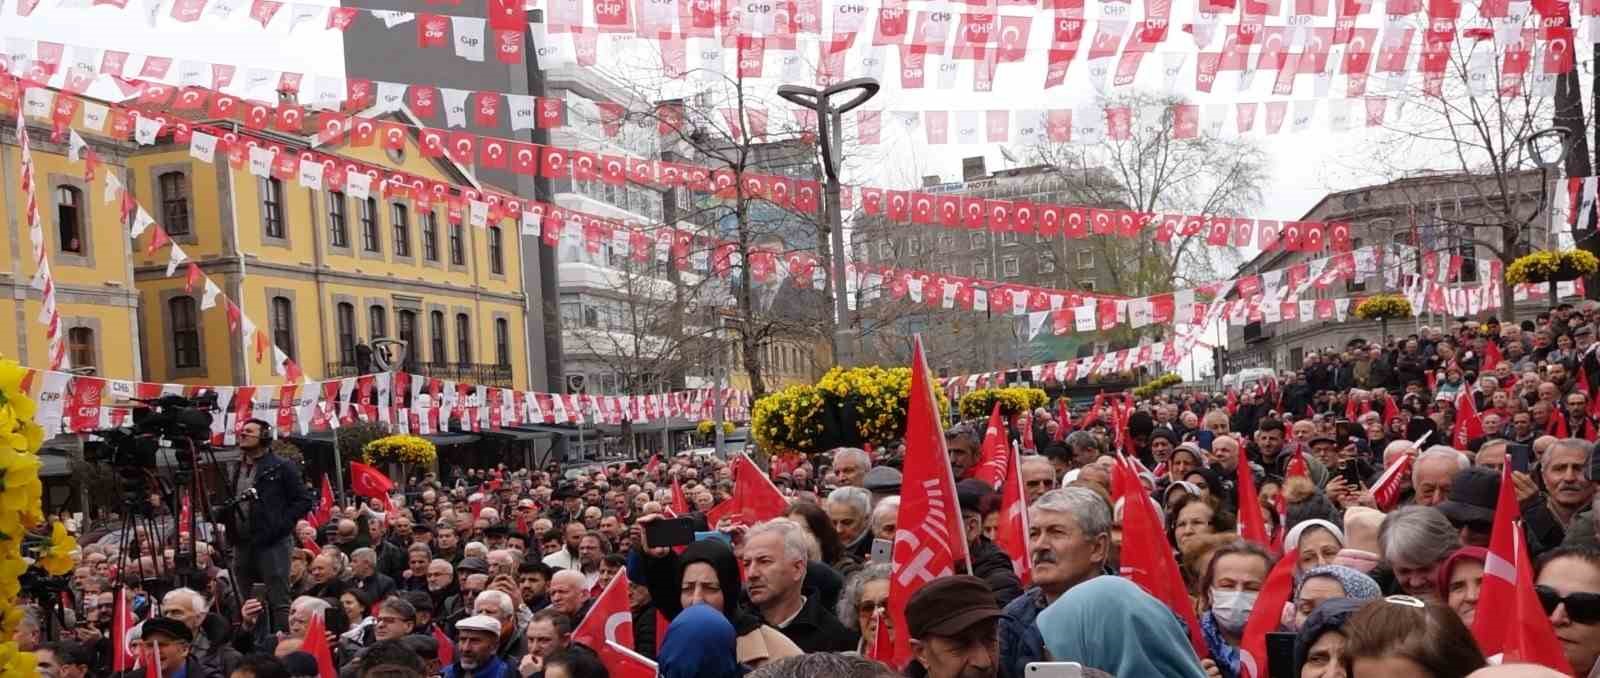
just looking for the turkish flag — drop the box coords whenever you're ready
[308,475,335,528]
[303,611,338,678]
[1235,448,1270,545]
[349,461,395,512]
[1113,457,1208,659]
[887,336,971,668]
[670,478,690,515]
[112,589,135,671]
[705,454,789,525]
[573,570,634,653]
[968,402,1010,487]
[1473,463,1572,672]
[1237,556,1299,677]
[994,445,1031,587]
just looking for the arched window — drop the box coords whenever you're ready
[169,297,200,368]
[56,186,83,253]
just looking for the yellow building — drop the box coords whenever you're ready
[0,117,142,378]
[124,109,533,389]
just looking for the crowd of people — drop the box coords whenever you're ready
[21,301,1600,678]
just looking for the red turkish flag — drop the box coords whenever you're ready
[573,571,634,651]
[303,611,338,678]
[994,445,1032,587]
[1113,457,1209,659]
[112,589,135,671]
[670,478,690,515]
[887,336,970,668]
[308,475,335,528]
[1472,463,1572,672]
[488,0,525,30]
[1237,556,1299,677]
[968,402,1010,487]
[349,461,395,512]
[705,454,790,525]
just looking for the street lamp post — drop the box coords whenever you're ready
[1525,126,1574,309]
[777,78,879,368]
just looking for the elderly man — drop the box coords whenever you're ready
[473,590,528,663]
[305,552,348,598]
[517,609,572,678]
[1019,456,1057,503]
[352,547,399,602]
[445,615,516,678]
[1543,438,1596,529]
[1378,505,1461,602]
[827,486,873,562]
[743,518,858,652]
[870,497,899,545]
[906,576,1002,678]
[161,587,240,677]
[1412,447,1470,507]
[998,488,1111,678]
[426,558,461,619]
[1063,431,1103,470]
[546,570,591,621]
[135,618,208,678]
[831,447,871,488]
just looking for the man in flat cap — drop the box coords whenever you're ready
[127,618,204,678]
[906,575,1003,678]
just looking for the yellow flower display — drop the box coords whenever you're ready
[957,387,1048,420]
[0,357,48,668]
[1132,373,1184,399]
[1505,249,1599,285]
[695,420,737,437]
[752,366,948,455]
[362,434,438,466]
[36,521,77,576]
[1352,294,1413,321]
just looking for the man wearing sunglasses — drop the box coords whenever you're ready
[1536,545,1600,676]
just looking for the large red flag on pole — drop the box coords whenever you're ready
[1237,556,1299,678]
[969,402,1010,487]
[349,461,395,512]
[993,445,1031,587]
[308,475,335,528]
[573,571,634,652]
[1113,456,1209,660]
[887,336,971,669]
[704,454,789,525]
[112,587,135,672]
[669,477,690,516]
[303,610,338,677]
[1234,443,1270,545]
[1472,463,1571,671]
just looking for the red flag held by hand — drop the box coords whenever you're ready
[970,402,1010,488]
[1370,453,1414,511]
[1114,456,1209,659]
[1054,399,1071,441]
[994,446,1031,587]
[670,478,690,516]
[112,588,135,671]
[704,454,789,525]
[1453,389,1484,449]
[303,609,338,678]
[573,571,633,652]
[349,461,395,512]
[308,475,334,528]
[1235,451,1270,545]
[1482,340,1503,373]
[1473,463,1571,671]
[1237,556,1299,678]
[433,625,453,665]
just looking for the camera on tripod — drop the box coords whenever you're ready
[86,393,220,508]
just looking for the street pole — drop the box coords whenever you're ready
[778,79,880,369]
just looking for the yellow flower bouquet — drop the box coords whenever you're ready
[0,356,57,673]
[1353,294,1413,321]
[1505,249,1599,285]
[752,366,948,455]
[362,434,438,466]
[1132,373,1184,399]
[958,387,1048,420]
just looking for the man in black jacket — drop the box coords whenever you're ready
[956,480,1023,607]
[229,418,313,633]
[742,519,859,652]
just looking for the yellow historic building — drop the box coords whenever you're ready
[2,101,532,390]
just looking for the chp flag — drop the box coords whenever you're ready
[887,335,972,669]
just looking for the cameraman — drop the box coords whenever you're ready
[230,419,312,633]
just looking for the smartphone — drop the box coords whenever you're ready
[1025,662,1083,678]
[251,583,266,603]
[1509,443,1533,473]
[1341,462,1363,486]
[1267,632,1298,678]
[643,517,696,548]
[871,538,892,564]
[1196,430,1215,452]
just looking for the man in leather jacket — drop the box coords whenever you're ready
[229,418,312,633]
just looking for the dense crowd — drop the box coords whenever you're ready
[22,301,1600,678]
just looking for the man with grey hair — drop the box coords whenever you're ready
[870,496,899,543]
[351,547,398,602]
[743,518,858,652]
[1064,430,1103,469]
[161,587,241,676]
[831,447,871,488]
[998,487,1113,678]
[1543,438,1596,529]
[827,486,873,562]
[1411,446,1470,507]
[1378,505,1460,599]
[473,589,528,663]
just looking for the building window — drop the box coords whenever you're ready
[455,313,471,365]
[397,310,417,370]
[327,192,349,248]
[430,310,447,364]
[488,226,504,274]
[495,318,510,367]
[1039,253,1056,273]
[907,238,922,256]
[1000,232,1019,245]
[369,304,387,339]
[877,241,893,260]
[1076,250,1094,269]
[971,232,987,249]
[259,178,284,239]
[391,203,411,257]
[360,197,380,252]
[1002,255,1020,278]
[67,327,95,369]
[422,211,439,262]
[56,186,83,253]
[170,296,200,369]
[336,302,356,364]
[449,223,465,265]
[1080,280,1096,292]
[271,296,295,360]
[159,172,190,236]
[974,259,989,278]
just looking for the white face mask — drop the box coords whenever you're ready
[1210,589,1258,633]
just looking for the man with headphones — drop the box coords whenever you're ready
[230,418,312,632]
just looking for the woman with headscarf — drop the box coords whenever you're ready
[1285,520,1346,574]
[1294,598,1364,678]
[1036,576,1206,678]
[659,605,745,678]
[1291,565,1382,629]
[636,536,801,667]
[1433,547,1486,628]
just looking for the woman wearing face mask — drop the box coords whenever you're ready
[1198,540,1274,678]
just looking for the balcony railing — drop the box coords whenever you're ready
[325,361,515,387]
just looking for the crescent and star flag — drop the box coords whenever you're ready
[969,402,1010,488]
[349,461,395,512]
[573,571,633,653]
[887,335,971,669]
[994,445,1031,587]
[704,454,789,525]
[112,588,135,671]
[601,640,658,678]
[1472,462,1571,671]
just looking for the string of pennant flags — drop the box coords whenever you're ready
[19,365,754,442]
[13,0,1595,96]
[12,73,1375,259]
